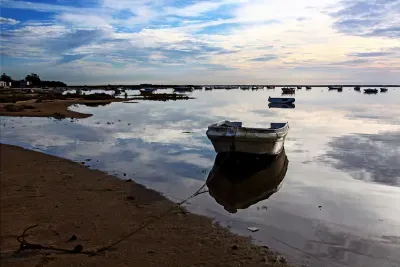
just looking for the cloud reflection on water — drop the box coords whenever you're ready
[1,89,400,267]
[322,131,400,186]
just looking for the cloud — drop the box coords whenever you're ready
[330,0,400,38]
[350,51,393,57]
[0,17,19,25]
[250,54,278,62]
[57,54,88,64]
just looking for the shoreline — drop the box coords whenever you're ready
[0,144,291,267]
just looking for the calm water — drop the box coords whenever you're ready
[1,88,400,267]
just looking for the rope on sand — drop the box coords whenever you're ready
[16,183,209,256]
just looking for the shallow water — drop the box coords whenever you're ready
[1,87,400,267]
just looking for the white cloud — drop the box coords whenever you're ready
[0,17,19,25]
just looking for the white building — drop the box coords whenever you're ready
[0,81,11,88]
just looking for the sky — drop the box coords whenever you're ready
[0,0,399,85]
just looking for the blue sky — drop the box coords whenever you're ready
[0,0,399,85]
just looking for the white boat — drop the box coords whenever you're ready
[206,121,289,155]
[268,97,295,104]
[140,88,157,95]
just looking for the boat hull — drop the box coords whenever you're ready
[268,97,295,104]
[206,124,288,155]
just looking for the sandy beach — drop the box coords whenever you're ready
[0,144,290,267]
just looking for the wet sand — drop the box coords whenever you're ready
[0,99,134,119]
[0,144,291,267]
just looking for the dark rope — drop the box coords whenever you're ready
[15,183,209,256]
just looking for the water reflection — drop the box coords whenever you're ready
[207,148,288,213]
[268,103,296,109]
[1,88,400,267]
[323,131,400,186]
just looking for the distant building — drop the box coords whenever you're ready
[19,80,30,87]
[0,81,11,88]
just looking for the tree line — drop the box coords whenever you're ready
[1,73,67,87]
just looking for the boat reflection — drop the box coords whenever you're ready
[206,148,288,213]
[268,103,295,109]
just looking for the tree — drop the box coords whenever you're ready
[25,73,41,86]
[1,73,13,83]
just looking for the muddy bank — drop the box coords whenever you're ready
[0,91,192,118]
[0,144,291,267]
[0,99,132,119]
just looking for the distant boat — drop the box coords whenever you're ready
[140,88,157,95]
[193,86,203,90]
[364,88,378,94]
[354,86,361,91]
[297,86,302,89]
[268,103,295,109]
[268,97,295,104]
[206,148,288,213]
[241,86,250,90]
[205,86,213,90]
[174,86,193,92]
[281,87,295,94]
[328,86,342,90]
[206,121,289,155]
[266,86,275,89]
[252,86,258,90]
[380,87,388,92]
[305,86,312,90]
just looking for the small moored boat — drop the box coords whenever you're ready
[380,87,388,92]
[328,86,342,90]
[205,86,213,90]
[268,97,295,104]
[140,88,157,95]
[297,86,302,89]
[266,86,275,89]
[354,86,361,91]
[364,88,378,94]
[206,121,289,155]
[174,86,193,92]
[281,87,295,94]
[305,86,312,90]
